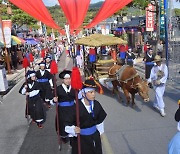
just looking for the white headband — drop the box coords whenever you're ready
[64,74,70,78]
[78,88,95,99]
[40,64,45,66]
[28,73,36,78]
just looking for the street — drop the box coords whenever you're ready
[0,53,179,154]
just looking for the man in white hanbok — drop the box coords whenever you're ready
[148,55,168,117]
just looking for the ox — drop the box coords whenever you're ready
[107,64,149,106]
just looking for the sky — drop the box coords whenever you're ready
[43,0,180,8]
[173,0,180,8]
[43,0,104,6]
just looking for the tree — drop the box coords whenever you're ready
[127,0,149,9]
[0,2,39,30]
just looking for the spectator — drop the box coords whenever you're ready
[11,45,18,71]
[157,40,164,57]
[136,42,142,58]
[144,49,155,79]
[126,48,135,66]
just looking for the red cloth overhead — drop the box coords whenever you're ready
[58,0,90,32]
[9,0,65,34]
[86,0,132,28]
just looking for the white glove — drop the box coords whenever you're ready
[50,100,55,106]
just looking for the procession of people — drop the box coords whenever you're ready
[15,34,177,154]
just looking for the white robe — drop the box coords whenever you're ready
[148,63,168,109]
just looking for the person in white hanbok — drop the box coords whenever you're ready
[148,55,168,117]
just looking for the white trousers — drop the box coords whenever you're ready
[76,55,83,68]
[154,85,166,109]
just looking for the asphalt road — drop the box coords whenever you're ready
[0,52,179,154]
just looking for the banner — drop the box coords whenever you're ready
[0,22,3,46]
[146,4,155,31]
[37,21,43,35]
[101,25,106,35]
[159,0,165,40]
[65,24,70,44]
[0,20,12,48]
[0,66,9,92]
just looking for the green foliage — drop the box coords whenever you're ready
[0,2,39,30]
[120,33,128,41]
[47,5,66,28]
[128,0,149,9]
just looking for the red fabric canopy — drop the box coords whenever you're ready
[86,0,132,28]
[9,0,65,34]
[58,0,90,32]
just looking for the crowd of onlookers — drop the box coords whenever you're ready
[0,40,65,73]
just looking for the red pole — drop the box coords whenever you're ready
[75,90,81,154]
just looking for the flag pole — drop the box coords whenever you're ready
[71,67,82,154]
[50,60,62,150]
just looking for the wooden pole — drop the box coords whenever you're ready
[75,90,81,154]
[53,74,62,150]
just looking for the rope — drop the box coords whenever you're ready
[117,73,139,84]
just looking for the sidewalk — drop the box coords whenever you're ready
[2,59,42,97]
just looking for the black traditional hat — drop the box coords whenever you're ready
[83,79,97,89]
[26,70,36,79]
[38,61,46,66]
[175,101,180,122]
[59,70,72,79]
[45,55,52,60]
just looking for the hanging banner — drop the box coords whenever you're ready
[0,20,12,48]
[146,4,155,31]
[65,24,70,44]
[37,21,43,35]
[159,0,165,40]
[3,20,12,48]
[0,22,3,46]
[105,25,110,35]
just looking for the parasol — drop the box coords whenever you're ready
[75,33,127,47]
[12,35,26,44]
[25,38,38,45]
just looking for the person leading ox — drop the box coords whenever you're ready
[148,55,168,117]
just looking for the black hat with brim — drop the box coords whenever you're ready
[39,62,46,66]
[59,70,72,79]
[83,79,97,89]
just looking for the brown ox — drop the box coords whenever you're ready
[108,64,149,106]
